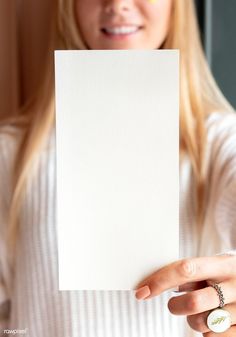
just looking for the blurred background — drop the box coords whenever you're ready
[0,0,236,120]
[195,0,236,109]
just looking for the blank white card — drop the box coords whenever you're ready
[55,50,179,290]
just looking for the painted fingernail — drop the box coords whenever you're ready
[135,285,151,300]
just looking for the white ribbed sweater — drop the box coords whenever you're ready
[0,112,236,337]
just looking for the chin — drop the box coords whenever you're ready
[95,40,148,50]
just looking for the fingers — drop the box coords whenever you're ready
[178,280,208,292]
[186,304,236,334]
[135,255,236,300]
[168,280,236,316]
[203,325,236,337]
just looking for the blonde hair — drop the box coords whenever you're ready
[2,0,233,264]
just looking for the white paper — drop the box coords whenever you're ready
[55,50,179,291]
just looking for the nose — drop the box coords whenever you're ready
[103,0,133,15]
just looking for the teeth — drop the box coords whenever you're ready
[104,26,139,35]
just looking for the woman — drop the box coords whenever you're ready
[0,0,236,336]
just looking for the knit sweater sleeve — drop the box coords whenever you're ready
[216,178,236,255]
[0,126,20,330]
[215,175,236,253]
[206,112,236,254]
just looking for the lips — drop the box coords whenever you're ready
[101,24,143,37]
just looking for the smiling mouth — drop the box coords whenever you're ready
[101,25,143,38]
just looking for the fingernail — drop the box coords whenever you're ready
[135,285,151,300]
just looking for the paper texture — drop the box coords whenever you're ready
[55,50,179,290]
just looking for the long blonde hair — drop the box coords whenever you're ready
[2,0,233,263]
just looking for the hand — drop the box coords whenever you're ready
[134,255,236,335]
